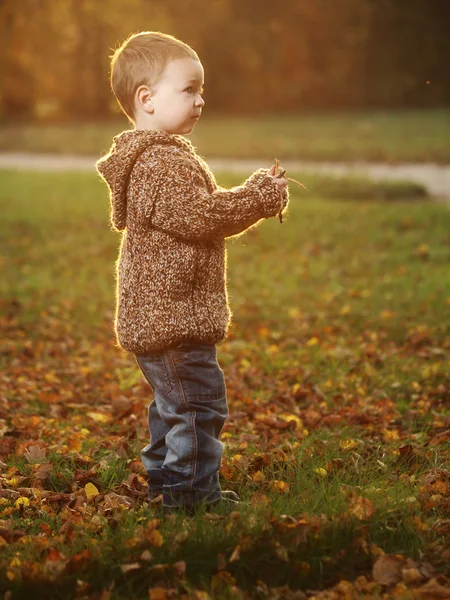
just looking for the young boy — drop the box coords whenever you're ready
[96,31,289,517]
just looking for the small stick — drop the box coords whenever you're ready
[273,158,307,223]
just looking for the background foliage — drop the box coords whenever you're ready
[1,0,449,121]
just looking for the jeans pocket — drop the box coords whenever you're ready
[135,354,173,398]
[169,345,226,400]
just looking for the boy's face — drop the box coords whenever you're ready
[135,57,205,134]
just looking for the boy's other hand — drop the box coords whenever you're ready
[268,164,288,192]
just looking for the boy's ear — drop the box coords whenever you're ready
[135,85,154,113]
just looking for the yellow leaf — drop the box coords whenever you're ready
[5,478,19,488]
[380,310,394,319]
[239,358,251,370]
[14,497,30,508]
[87,412,112,423]
[382,429,399,441]
[416,243,430,256]
[44,372,61,384]
[340,305,351,315]
[6,557,21,581]
[270,480,290,493]
[314,467,328,478]
[251,470,265,482]
[307,337,319,346]
[335,580,355,599]
[84,482,99,500]
[279,413,303,429]
[146,530,164,547]
[340,439,359,451]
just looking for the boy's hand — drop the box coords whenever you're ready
[268,164,288,192]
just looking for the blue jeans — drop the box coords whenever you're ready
[135,342,229,509]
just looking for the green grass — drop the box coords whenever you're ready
[0,168,449,599]
[1,108,450,163]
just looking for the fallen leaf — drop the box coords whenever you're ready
[84,482,99,500]
[372,554,403,586]
[23,444,47,464]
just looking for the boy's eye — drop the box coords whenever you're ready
[186,87,204,94]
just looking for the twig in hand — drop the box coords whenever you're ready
[274,158,307,223]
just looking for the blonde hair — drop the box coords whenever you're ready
[109,31,199,123]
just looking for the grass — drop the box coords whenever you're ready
[0,168,449,599]
[1,107,450,163]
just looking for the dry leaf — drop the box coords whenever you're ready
[350,495,375,520]
[120,562,141,574]
[372,554,403,586]
[417,578,450,599]
[23,445,47,464]
[229,544,241,562]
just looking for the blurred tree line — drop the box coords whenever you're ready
[1,0,448,122]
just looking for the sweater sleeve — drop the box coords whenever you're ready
[136,154,289,242]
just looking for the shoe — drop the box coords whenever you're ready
[162,490,244,517]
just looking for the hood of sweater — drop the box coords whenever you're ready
[96,128,197,231]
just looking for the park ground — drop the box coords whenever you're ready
[0,110,449,599]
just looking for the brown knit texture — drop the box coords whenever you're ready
[96,129,289,354]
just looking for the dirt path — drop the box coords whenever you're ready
[1,152,449,200]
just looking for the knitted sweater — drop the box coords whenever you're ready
[96,129,289,354]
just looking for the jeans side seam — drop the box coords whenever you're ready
[166,349,198,493]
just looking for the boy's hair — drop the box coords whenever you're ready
[109,31,199,123]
